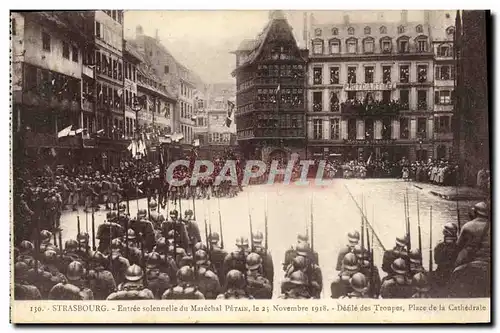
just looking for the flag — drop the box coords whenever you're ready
[225,116,232,128]
[68,130,76,136]
[226,100,236,128]
[96,129,104,135]
[191,115,197,121]
[50,148,57,157]
[75,128,84,134]
[367,153,373,165]
[117,89,123,97]
[193,139,200,147]
[276,84,281,94]
[57,125,73,138]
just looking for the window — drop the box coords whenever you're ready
[363,38,374,53]
[400,118,409,139]
[382,66,391,83]
[348,27,355,35]
[347,67,357,84]
[332,28,338,35]
[72,45,78,62]
[364,66,374,83]
[382,90,391,102]
[434,90,452,104]
[437,116,451,132]
[400,90,409,108]
[365,119,374,139]
[347,91,356,100]
[330,67,339,84]
[330,118,340,139]
[381,38,392,53]
[164,65,169,74]
[313,92,322,112]
[416,25,424,33]
[62,42,70,59]
[399,65,409,83]
[347,39,357,54]
[347,119,356,140]
[438,45,451,57]
[12,18,16,36]
[416,38,428,52]
[330,92,339,112]
[417,117,427,137]
[312,40,324,55]
[42,32,50,51]
[95,21,101,38]
[436,65,454,80]
[417,90,427,110]
[417,65,428,83]
[313,67,322,85]
[380,26,387,34]
[313,119,323,139]
[329,39,340,54]
[315,28,322,37]
[398,25,405,34]
[382,118,392,139]
[398,38,409,53]
[364,26,371,35]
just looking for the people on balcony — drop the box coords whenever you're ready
[340,98,404,114]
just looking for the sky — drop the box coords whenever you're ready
[123,10,432,84]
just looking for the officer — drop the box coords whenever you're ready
[194,250,221,300]
[222,236,250,278]
[108,238,131,285]
[48,261,94,300]
[382,235,410,274]
[184,209,202,251]
[278,271,312,299]
[340,272,369,299]
[251,231,274,285]
[162,266,205,300]
[107,265,154,300]
[455,202,490,267]
[145,252,172,299]
[411,272,432,298]
[216,270,252,300]
[433,222,459,288]
[88,251,116,300]
[335,231,360,271]
[208,232,228,286]
[245,252,272,299]
[380,258,412,299]
[14,262,42,300]
[331,252,360,299]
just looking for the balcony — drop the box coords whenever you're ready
[254,128,305,138]
[23,131,81,148]
[22,90,80,112]
[341,100,403,115]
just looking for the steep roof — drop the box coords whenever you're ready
[235,39,258,52]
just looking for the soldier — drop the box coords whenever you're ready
[184,209,202,251]
[162,266,205,300]
[411,272,432,298]
[48,261,94,300]
[16,240,38,268]
[355,247,381,298]
[96,217,124,254]
[283,233,320,272]
[408,248,426,276]
[153,237,178,282]
[278,271,312,299]
[433,222,459,288]
[382,235,410,275]
[125,229,143,266]
[110,177,121,210]
[194,250,221,299]
[39,230,56,253]
[285,242,322,298]
[245,253,272,299]
[161,210,190,252]
[251,231,274,285]
[340,272,369,299]
[455,202,490,267]
[67,178,79,211]
[148,200,165,229]
[331,252,360,299]
[88,251,116,300]
[335,231,360,271]
[145,252,171,299]
[216,270,252,300]
[380,258,412,299]
[222,236,250,278]
[75,232,91,261]
[208,232,228,286]
[107,265,154,300]
[14,262,42,300]
[108,238,131,285]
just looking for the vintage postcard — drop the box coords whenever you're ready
[10,9,490,323]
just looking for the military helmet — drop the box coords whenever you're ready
[77,232,89,244]
[288,270,308,285]
[65,239,78,251]
[391,258,408,275]
[177,266,195,283]
[15,261,30,278]
[194,242,207,252]
[19,240,34,254]
[119,203,127,212]
[106,212,117,220]
[209,232,220,244]
[252,231,264,244]
[146,252,161,269]
[169,210,179,218]
[179,255,193,268]
[342,252,359,271]
[246,252,262,270]
[110,238,123,250]
[44,249,58,263]
[292,254,307,271]
[443,222,458,238]
[40,230,52,242]
[347,230,360,244]
[194,250,208,265]
[295,242,310,257]
[127,229,136,240]
[350,272,368,293]
[67,261,85,281]
[468,206,477,220]
[149,200,158,209]
[225,269,245,289]
[474,202,488,217]
[184,209,193,216]
[91,251,107,268]
[353,245,369,259]
[137,209,147,218]
[155,237,167,252]
[235,236,249,248]
[395,235,409,248]
[297,233,309,243]
[409,248,422,264]
[411,272,430,291]
[125,264,144,282]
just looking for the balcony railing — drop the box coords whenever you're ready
[341,100,403,115]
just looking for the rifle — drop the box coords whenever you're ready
[417,192,422,254]
[192,192,196,219]
[140,232,148,287]
[360,195,365,254]
[147,195,151,220]
[264,194,268,252]
[77,216,81,252]
[248,204,254,252]
[429,206,433,272]
[366,207,372,297]
[217,197,224,249]
[406,188,411,250]
[126,191,130,216]
[310,193,314,256]
[91,206,96,251]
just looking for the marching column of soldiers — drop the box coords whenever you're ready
[14,182,490,300]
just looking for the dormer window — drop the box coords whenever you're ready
[332,28,338,35]
[363,37,374,53]
[380,26,387,34]
[380,37,392,53]
[398,36,410,53]
[364,26,371,35]
[398,25,405,34]
[329,38,341,54]
[348,27,355,35]
[315,28,322,37]
[346,38,357,54]
[312,39,324,55]
[415,36,428,52]
[416,25,424,33]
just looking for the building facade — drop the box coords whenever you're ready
[306,10,456,162]
[232,10,308,162]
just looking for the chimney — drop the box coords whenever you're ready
[343,14,350,25]
[401,10,408,23]
[302,11,308,47]
[136,25,143,38]
[155,29,159,41]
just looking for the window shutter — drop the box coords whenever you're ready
[435,66,440,80]
[434,91,440,104]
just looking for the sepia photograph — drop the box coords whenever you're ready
[9,8,491,323]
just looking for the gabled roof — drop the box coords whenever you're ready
[124,41,144,63]
[235,39,258,52]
